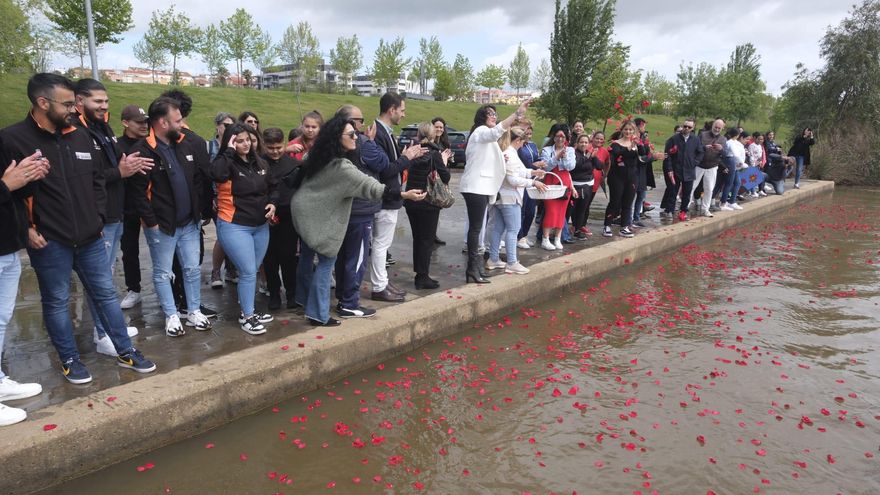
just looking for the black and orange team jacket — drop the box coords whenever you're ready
[127,129,207,235]
[0,113,107,248]
[210,148,278,227]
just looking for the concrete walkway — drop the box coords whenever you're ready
[1,175,834,494]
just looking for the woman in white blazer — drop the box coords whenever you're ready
[459,100,530,283]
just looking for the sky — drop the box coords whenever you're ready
[55,0,854,95]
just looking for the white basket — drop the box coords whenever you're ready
[526,171,568,200]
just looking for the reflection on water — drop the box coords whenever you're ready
[40,189,880,495]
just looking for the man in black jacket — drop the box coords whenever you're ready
[72,79,153,356]
[0,73,157,384]
[368,93,424,303]
[117,104,150,311]
[0,152,47,425]
[664,118,705,221]
[128,97,212,338]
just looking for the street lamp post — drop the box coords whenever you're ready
[84,0,99,79]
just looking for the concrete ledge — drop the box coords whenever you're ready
[2,181,834,494]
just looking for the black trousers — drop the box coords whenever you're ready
[571,184,594,231]
[462,192,489,261]
[120,213,141,293]
[604,167,637,228]
[406,205,440,277]
[264,215,298,298]
[660,171,679,213]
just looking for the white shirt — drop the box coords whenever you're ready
[459,124,507,198]
[498,145,536,205]
[727,140,747,169]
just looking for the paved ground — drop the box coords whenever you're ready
[2,171,762,413]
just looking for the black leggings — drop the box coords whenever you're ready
[406,205,440,277]
[264,215,298,297]
[604,167,637,228]
[571,184,594,231]
[462,192,489,256]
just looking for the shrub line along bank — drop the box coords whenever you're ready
[3,181,834,495]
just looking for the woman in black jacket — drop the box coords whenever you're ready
[788,127,815,189]
[211,123,277,335]
[570,134,598,239]
[404,122,452,289]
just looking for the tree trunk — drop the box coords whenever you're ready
[172,55,178,86]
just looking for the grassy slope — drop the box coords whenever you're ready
[0,74,770,143]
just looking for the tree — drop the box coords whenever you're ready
[371,37,411,93]
[675,61,720,120]
[27,25,58,73]
[508,43,531,94]
[329,35,362,92]
[251,28,276,87]
[44,0,132,68]
[432,63,455,101]
[147,5,200,85]
[133,34,168,84]
[641,70,676,115]
[199,24,228,85]
[417,36,444,94]
[532,58,551,94]
[541,0,616,123]
[1,0,34,73]
[716,43,765,125]
[451,53,474,101]
[582,42,642,130]
[475,64,506,102]
[215,66,230,87]
[221,8,256,87]
[242,69,253,87]
[277,21,321,92]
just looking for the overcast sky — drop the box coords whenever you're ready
[65,0,853,95]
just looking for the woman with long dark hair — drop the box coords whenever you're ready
[539,123,576,250]
[602,120,645,238]
[211,123,276,335]
[788,127,815,189]
[459,100,530,284]
[238,111,260,132]
[571,134,598,239]
[431,117,451,150]
[291,117,426,326]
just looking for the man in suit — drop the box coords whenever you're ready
[369,93,424,301]
[664,118,705,221]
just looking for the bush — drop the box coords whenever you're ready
[809,120,880,186]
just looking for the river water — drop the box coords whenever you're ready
[40,189,880,495]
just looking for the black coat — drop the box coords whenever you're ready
[665,132,705,182]
[404,142,450,210]
[788,135,815,165]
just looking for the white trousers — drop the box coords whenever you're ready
[370,209,398,291]
[691,167,717,213]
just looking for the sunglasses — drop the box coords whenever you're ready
[344,131,357,139]
[683,125,693,129]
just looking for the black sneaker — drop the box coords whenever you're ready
[238,312,274,324]
[620,227,635,238]
[117,348,157,374]
[574,232,588,241]
[602,226,613,237]
[337,305,377,318]
[632,221,647,228]
[287,299,302,310]
[61,358,92,384]
[307,317,342,327]
[240,315,267,335]
[385,253,396,267]
[268,292,281,311]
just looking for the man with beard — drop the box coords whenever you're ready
[128,97,212,338]
[72,79,152,356]
[692,119,726,217]
[117,105,150,311]
[0,73,157,384]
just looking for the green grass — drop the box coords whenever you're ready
[0,73,770,143]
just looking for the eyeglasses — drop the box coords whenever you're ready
[486,111,497,118]
[343,131,357,139]
[245,119,259,125]
[683,125,693,129]
[351,117,364,124]
[43,97,76,109]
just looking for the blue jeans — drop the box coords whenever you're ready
[489,204,521,265]
[632,188,647,222]
[296,241,336,323]
[28,238,133,362]
[143,222,202,318]
[87,221,123,338]
[0,253,21,379]
[217,220,269,317]
[762,173,785,194]
[335,219,372,309]
[794,156,805,184]
[721,169,739,204]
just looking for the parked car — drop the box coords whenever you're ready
[397,125,419,149]
[447,131,468,168]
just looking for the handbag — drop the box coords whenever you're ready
[425,158,455,208]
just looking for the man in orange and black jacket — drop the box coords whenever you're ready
[0,73,157,384]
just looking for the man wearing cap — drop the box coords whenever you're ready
[72,79,153,357]
[118,104,150,311]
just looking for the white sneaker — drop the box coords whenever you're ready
[517,238,531,250]
[0,377,42,401]
[93,327,138,356]
[119,290,141,309]
[731,203,743,210]
[794,183,800,189]
[165,314,185,337]
[0,403,27,426]
[554,237,563,250]
[526,238,535,247]
[720,204,733,211]
[485,259,506,270]
[764,185,774,193]
[702,209,714,218]
[758,190,767,197]
[541,238,556,251]
[186,310,213,331]
[505,262,530,275]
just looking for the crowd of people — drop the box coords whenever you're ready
[0,73,813,426]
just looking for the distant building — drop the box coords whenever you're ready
[257,61,339,90]
[351,74,418,97]
[473,89,534,105]
[69,67,214,87]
